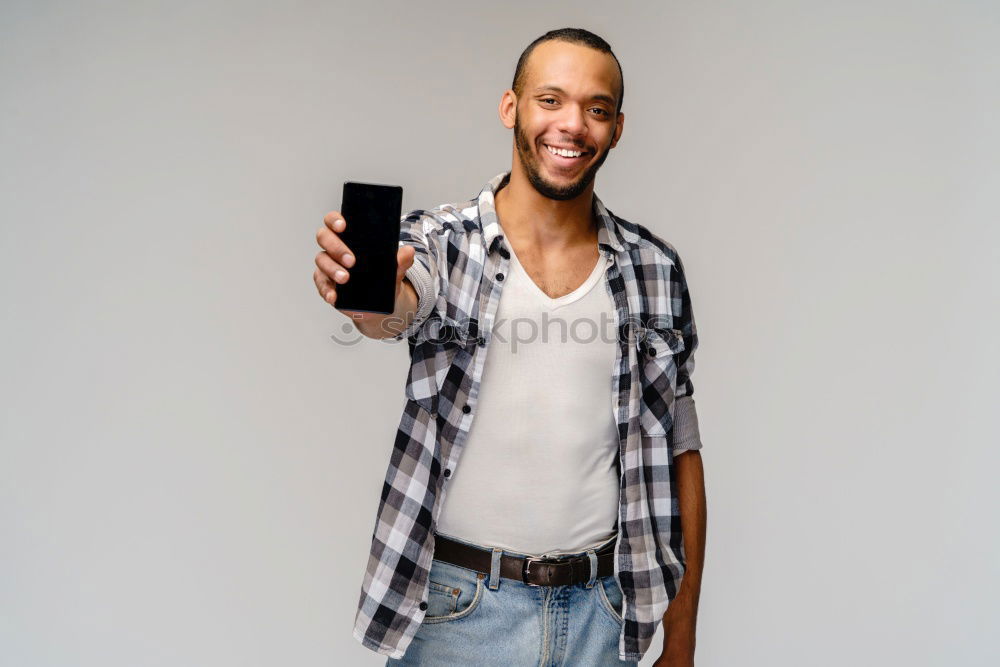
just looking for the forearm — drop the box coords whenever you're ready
[665,450,706,628]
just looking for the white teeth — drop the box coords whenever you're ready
[545,144,584,158]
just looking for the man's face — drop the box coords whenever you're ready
[507,40,624,201]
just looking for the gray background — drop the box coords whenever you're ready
[2,1,998,665]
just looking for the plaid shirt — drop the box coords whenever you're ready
[352,171,703,662]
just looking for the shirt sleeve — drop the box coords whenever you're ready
[671,249,703,452]
[672,400,702,454]
[387,211,439,342]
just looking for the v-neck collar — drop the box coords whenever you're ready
[502,225,609,306]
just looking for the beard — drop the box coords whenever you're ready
[513,114,613,201]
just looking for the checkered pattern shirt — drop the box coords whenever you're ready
[352,171,703,662]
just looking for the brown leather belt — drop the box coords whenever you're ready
[432,533,617,587]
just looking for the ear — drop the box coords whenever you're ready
[609,111,624,149]
[499,90,517,130]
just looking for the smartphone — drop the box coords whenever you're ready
[335,180,403,314]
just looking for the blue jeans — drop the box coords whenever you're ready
[386,533,636,666]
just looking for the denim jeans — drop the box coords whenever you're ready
[386,533,636,666]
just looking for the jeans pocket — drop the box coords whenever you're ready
[423,559,485,624]
[596,574,624,625]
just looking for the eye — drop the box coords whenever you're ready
[541,98,557,105]
[591,108,609,117]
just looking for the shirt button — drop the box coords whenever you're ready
[419,601,428,611]
[462,405,472,414]
[495,272,505,281]
[648,347,657,357]
[444,468,452,478]
[477,336,486,347]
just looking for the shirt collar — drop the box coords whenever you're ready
[477,171,626,256]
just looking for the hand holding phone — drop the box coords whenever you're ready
[329,181,402,314]
[314,181,418,330]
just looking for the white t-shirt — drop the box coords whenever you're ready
[435,236,624,557]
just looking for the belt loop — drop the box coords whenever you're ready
[488,547,503,590]
[585,549,598,589]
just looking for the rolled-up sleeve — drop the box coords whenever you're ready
[670,250,703,454]
[388,211,439,342]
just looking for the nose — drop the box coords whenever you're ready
[555,103,587,137]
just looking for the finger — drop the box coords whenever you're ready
[316,227,355,268]
[323,211,345,231]
[322,212,349,245]
[315,251,351,284]
[313,269,338,305]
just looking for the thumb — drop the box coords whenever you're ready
[396,244,416,285]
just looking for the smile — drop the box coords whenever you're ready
[543,143,590,167]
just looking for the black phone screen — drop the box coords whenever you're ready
[335,181,403,315]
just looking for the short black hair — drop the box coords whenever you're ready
[511,28,624,116]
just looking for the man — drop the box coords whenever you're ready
[314,28,706,666]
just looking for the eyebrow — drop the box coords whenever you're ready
[532,85,616,106]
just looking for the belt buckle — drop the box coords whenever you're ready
[521,555,569,587]
[521,556,550,587]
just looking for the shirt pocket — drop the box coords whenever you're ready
[635,327,686,437]
[404,314,475,414]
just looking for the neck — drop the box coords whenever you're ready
[494,159,598,253]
